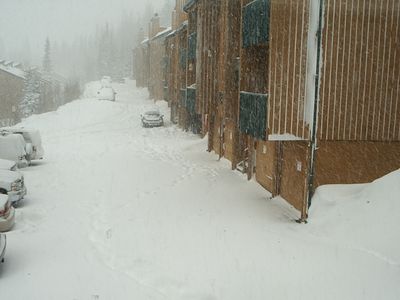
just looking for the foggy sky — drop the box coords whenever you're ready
[0,0,166,64]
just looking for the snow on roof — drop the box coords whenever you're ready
[0,62,25,79]
[165,29,177,39]
[152,27,172,40]
[176,21,188,33]
[140,38,149,45]
[268,134,304,141]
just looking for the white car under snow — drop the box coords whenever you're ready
[0,169,27,206]
[0,159,17,171]
[1,127,44,161]
[0,134,29,168]
[0,194,15,232]
[97,87,116,101]
[141,108,164,127]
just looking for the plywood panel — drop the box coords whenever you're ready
[280,141,309,212]
[315,141,400,186]
[268,0,310,140]
[255,141,277,194]
[318,0,400,142]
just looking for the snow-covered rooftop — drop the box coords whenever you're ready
[140,38,149,45]
[165,29,177,39]
[0,60,25,79]
[176,20,188,33]
[152,27,172,41]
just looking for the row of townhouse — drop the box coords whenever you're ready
[134,0,400,221]
[0,60,69,126]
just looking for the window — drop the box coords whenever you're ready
[239,91,268,140]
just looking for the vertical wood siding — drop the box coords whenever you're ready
[319,0,400,141]
[268,0,310,140]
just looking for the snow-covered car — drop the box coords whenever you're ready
[0,134,29,168]
[0,169,27,206]
[0,233,5,263]
[101,76,112,88]
[97,87,116,101]
[0,159,17,171]
[141,109,164,127]
[0,194,15,232]
[1,127,44,160]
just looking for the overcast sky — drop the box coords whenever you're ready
[0,0,166,63]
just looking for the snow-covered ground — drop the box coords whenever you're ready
[0,80,399,299]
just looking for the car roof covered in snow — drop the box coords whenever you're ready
[1,127,42,145]
[0,159,16,170]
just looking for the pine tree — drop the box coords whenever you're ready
[42,37,52,74]
[20,68,41,118]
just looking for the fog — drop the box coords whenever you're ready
[0,0,173,78]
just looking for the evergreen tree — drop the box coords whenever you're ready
[64,79,81,103]
[20,68,41,118]
[42,37,52,74]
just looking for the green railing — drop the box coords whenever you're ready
[186,87,196,115]
[188,33,197,61]
[180,88,187,107]
[163,86,169,101]
[242,0,269,48]
[179,48,187,69]
[239,91,268,140]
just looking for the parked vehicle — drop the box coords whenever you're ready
[1,127,44,160]
[141,108,164,128]
[0,169,27,206]
[0,159,17,171]
[0,134,29,168]
[0,194,15,232]
[101,76,112,88]
[0,233,5,263]
[97,87,116,101]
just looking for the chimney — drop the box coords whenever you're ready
[149,13,161,39]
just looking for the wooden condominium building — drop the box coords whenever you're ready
[134,14,171,101]
[164,0,189,124]
[0,61,25,126]
[138,0,400,220]
[0,61,63,126]
[236,0,400,220]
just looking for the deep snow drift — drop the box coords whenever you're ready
[0,80,398,300]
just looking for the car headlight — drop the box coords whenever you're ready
[11,182,18,191]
